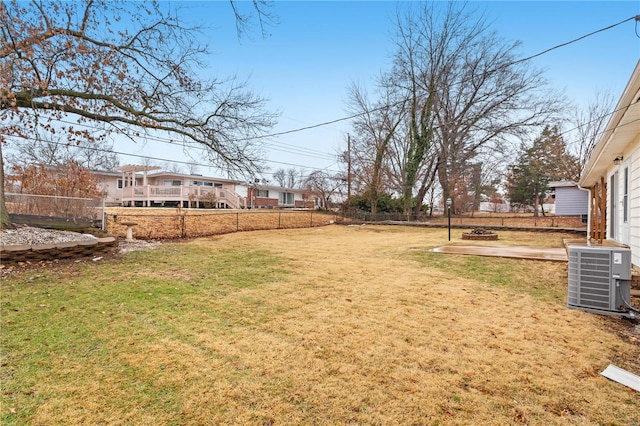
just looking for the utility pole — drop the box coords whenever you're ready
[347,133,352,202]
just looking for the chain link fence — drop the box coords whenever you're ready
[337,208,586,229]
[105,209,338,239]
[5,193,105,230]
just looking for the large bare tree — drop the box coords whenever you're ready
[384,112,440,219]
[388,10,441,218]
[5,134,120,171]
[346,82,405,219]
[570,91,615,178]
[272,167,304,188]
[393,2,565,213]
[0,0,277,227]
[303,169,343,209]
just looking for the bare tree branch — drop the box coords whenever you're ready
[0,0,278,227]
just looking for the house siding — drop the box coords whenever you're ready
[295,199,314,208]
[254,197,279,208]
[627,137,640,267]
[579,60,640,267]
[93,172,125,205]
[248,186,309,209]
[631,153,640,266]
[605,137,640,267]
[554,187,588,216]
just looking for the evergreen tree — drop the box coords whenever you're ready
[506,126,578,216]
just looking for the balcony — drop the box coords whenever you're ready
[121,185,245,208]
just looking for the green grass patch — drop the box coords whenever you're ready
[410,251,568,302]
[0,242,288,425]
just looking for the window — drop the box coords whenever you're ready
[279,192,294,205]
[214,183,223,188]
[117,179,123,189]
[257,189,269,197]
[164,180,181,186]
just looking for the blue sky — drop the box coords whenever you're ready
[114,1,640,180]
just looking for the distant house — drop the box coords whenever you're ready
[579,60,640,265]
[93,165,246,208]
[479,195,510,213]
[548,181,588,217]
[92,165,312,209]
[92,169,124,205]
[247,182,314,209]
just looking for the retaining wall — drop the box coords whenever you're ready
[0,237,119,264]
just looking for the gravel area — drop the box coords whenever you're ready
[0,226,97,245]
[0,226,161,253]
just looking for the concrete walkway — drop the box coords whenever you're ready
[431,245,568,262]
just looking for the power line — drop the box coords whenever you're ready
[509,15,639,67]
[7,96,635,180]
[45,116,338,161]
[228,15,640,142]
[559,98,640,145]
[8,15,635,150]
[6,86,637,178]
[1,132,343,178]
[3,15,636,179]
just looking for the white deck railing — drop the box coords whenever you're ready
[122,185,245,208]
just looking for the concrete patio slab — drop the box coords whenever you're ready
[431,245,567,262]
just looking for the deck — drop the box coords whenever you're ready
[121,185,246,208]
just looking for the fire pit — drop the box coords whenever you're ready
[461,227,498,241]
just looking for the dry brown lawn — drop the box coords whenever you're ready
[2,225,638,425]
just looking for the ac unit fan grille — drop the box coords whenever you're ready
[568,250,612,310]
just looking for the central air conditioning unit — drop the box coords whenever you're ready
[567,246,635,319]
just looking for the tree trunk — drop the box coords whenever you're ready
[370,190,378,221]
[412,156,439,219]
[402,105,434,217]
[437,157,451,212]
[412,185,428,219]
[0,142,10,229]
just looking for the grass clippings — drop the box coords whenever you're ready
[1,225,638,425]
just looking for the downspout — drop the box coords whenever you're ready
[577,184,591,244]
